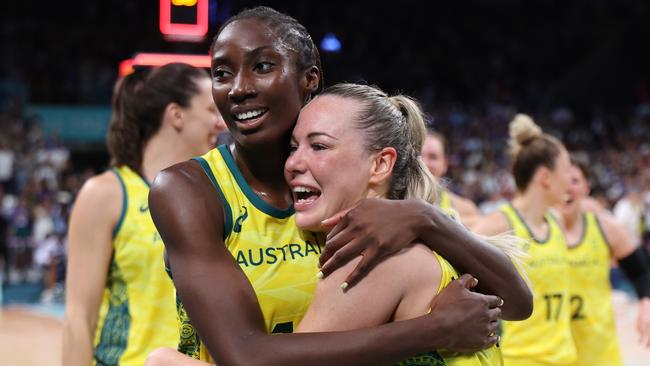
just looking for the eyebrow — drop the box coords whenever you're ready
[212,45,276,63]
[307,132,339,140]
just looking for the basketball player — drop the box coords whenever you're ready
[422,130,482,228]
[145,6,531,365]
[474,114,577,365]
[556,156,650,366]
[62,63,224,366]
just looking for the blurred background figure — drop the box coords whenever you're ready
[421,129,482,228]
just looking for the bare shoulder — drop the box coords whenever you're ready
[473,210,511,236]
[72,170,123,220]
[450,193,480,215]
[151,160,208,194]
[595,210,636,258]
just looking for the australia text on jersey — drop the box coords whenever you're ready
[235,240,322,267]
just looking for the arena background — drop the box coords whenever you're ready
[0,1,649,365]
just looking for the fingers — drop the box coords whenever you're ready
[487,307,502,322]
[456,273,479,289]
[319,237,363,277]
[321,209,350,236]
[343,247,379,289]
[486,295,504,309]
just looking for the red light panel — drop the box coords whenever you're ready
[159,0,208,39]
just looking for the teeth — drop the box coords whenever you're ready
[235,109,266,121]
[293,186,316,193]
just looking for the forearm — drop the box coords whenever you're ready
[416,202,532,320]
[217,317,436,366]
[62,318,95,366]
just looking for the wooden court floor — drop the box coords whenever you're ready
[1,290,649,365]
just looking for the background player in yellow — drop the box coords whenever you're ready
[555,156,650,365]
[145,6,532,366]
[288,83,532,365]
[62,63,224,366]
[421,130,482,228]
[474,114,576,366]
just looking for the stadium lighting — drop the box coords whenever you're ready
[320,33,342,53]
[119,53,211,76]
[159,0,209,40]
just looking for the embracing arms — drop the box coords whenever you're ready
[149,162,501,366]
[320,199,533,320]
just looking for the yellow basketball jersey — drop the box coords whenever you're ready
[177,145,323,362]
[437,188,454,215]
[396,253,503,366]
[93,166,178,366]
[498,203,576,366]
[567,212,622,366]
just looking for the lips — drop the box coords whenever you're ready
[292,185,321,211]
[231,108,269,132]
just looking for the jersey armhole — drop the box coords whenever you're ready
[192,157,233,240]
[110,168,127,239]
[593,214,613,250]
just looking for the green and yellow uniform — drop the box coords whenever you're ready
[178,145,323,362]
[397,254,504,366]
[567,212,622,366]
[93,166,178,366]
[498,204,577,366]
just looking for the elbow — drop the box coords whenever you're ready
[501,284,533,321]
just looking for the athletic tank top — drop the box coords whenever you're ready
[177,145,323,362]
[93,166,178,366]
[396,253,503,366]
[498,203,577,366]
[567,212,622,366]
[437,188,455,216]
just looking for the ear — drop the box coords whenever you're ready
[369,147,397,186]
[536,166,551,189]
[302,66,320,100]
[165,102,184,131]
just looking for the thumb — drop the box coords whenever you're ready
[457,273,478,289]
[321,208,352,228]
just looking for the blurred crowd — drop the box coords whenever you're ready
[0,91,649,304]
[0,98,95,303]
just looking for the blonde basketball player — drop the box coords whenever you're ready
[62,63,224,366]
[288,83,533,365]
[474,114,576,365]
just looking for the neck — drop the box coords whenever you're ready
[141,130,194,183]
[562,206,582,230]
[232,140,289,189]
[512,186,550,229]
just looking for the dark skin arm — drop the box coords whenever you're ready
[320,198,533,321]
[150,162,502,366]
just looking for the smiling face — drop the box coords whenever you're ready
[211,18,316,148]
[557,164,589,216]
[284,95,377,231]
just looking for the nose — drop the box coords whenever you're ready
[229,71,256,102]
[214,112,227,133]
[285,146,307,178]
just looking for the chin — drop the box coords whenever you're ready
[295,215,325,233]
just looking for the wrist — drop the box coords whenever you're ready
[407,198,437,240]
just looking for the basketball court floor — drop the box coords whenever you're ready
[1,290,648,365]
